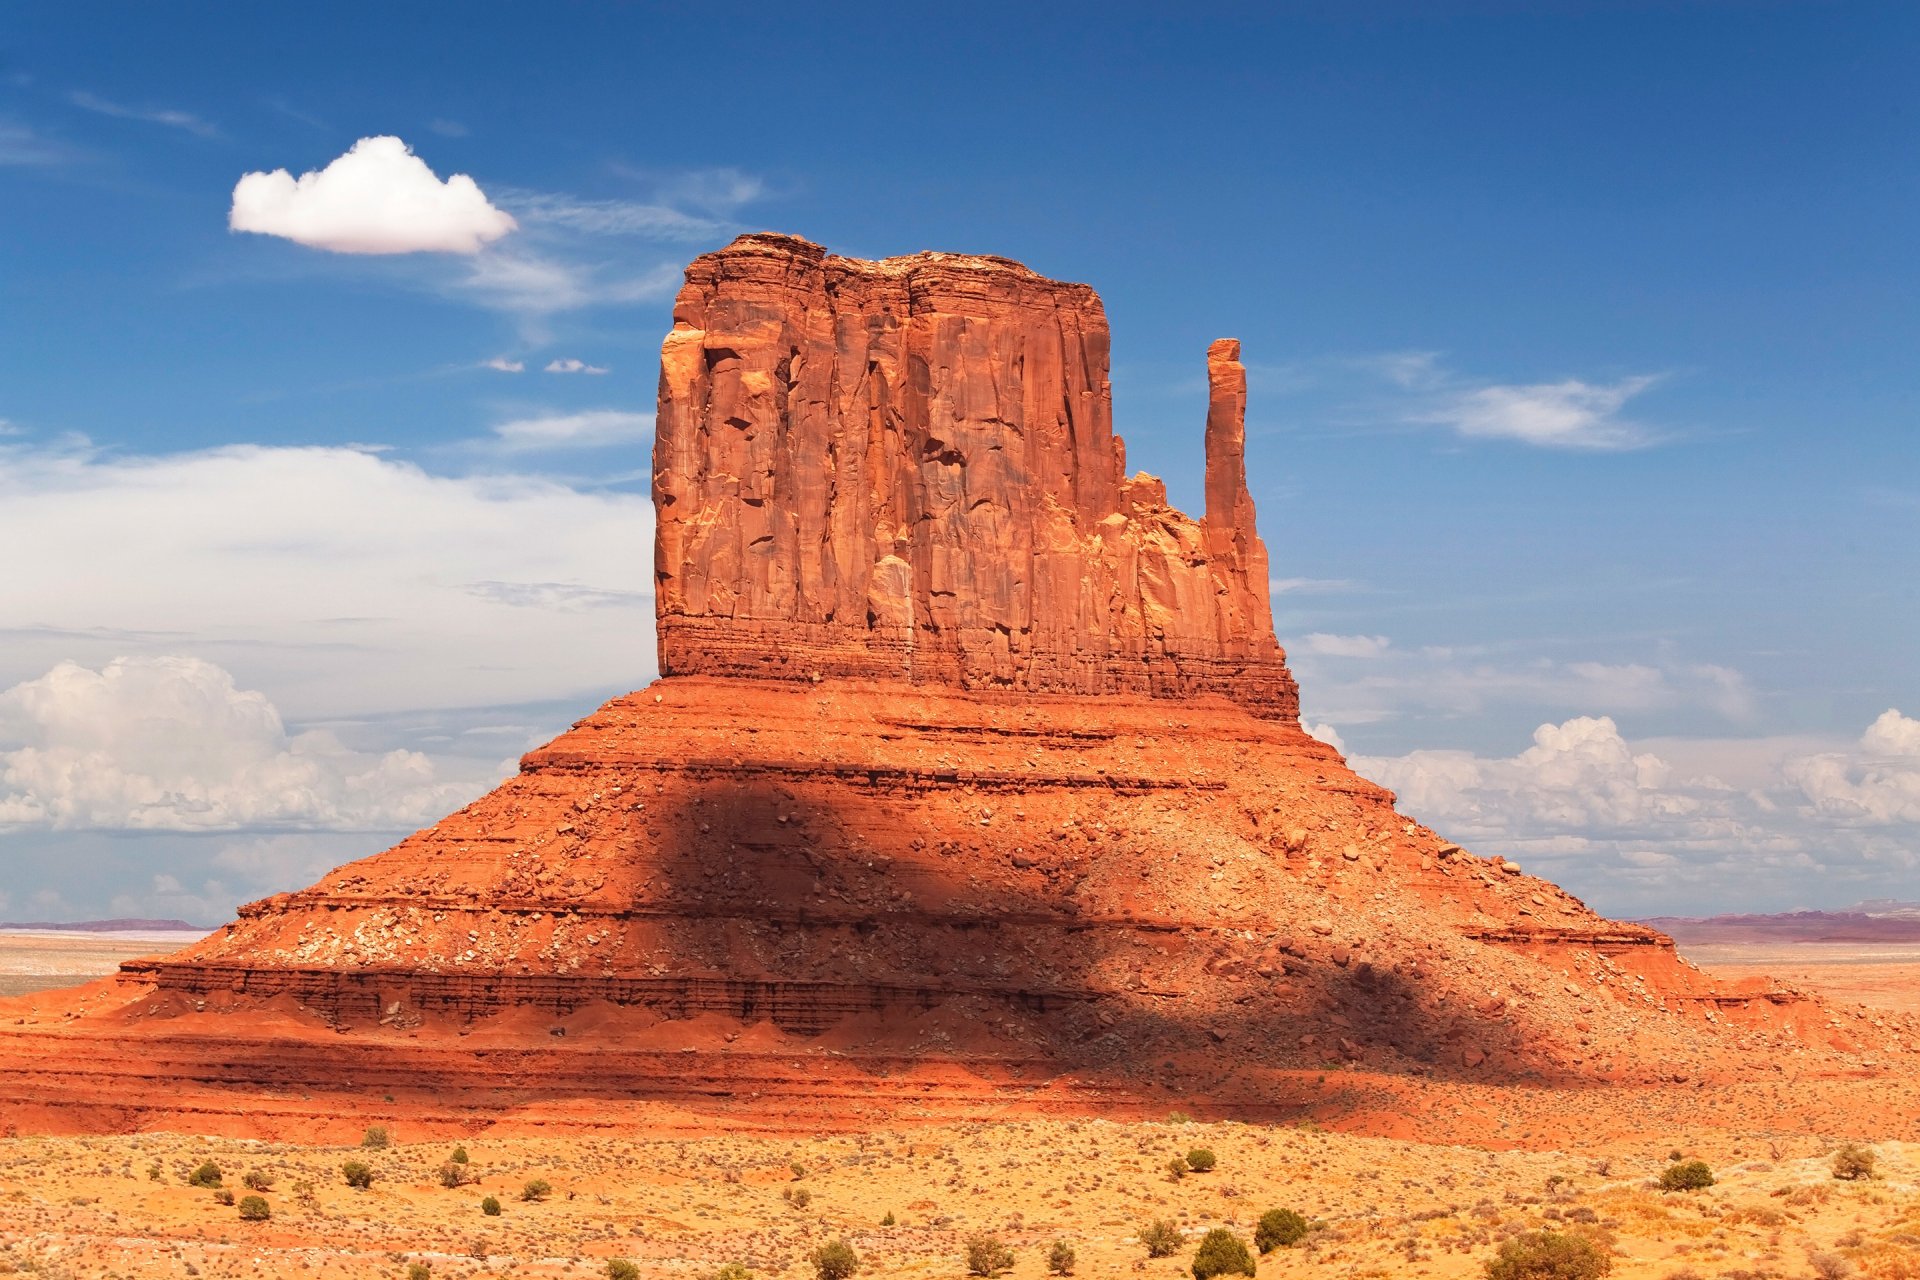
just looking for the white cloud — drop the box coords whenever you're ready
[1295,632,1391,659]
[1416,375,1660,450]
[490,410,651,451]
[0,120,70,166]
[68,90,218,138]
[1346,712,1920,913]
[502,191,730,240]
[0,438,654,720]
[544,358,609,375]
[1782,710,1920,825]
[0,657,483,831]
[1293,640,1757,727]
[457,249,677,317]
[230,136,517,255]
[1303,721,1346,753]
[482,356,525,373]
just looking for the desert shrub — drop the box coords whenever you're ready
[880,1211,896,1226]
[1140,1218,1183,1258]
[188,1161,223,1188]
[521,1177,552,1202]
[1483,1229,1611,1280]
[783,1186,813,1209]
[361,1125,391,1149]
[1255,1207,1309,1251]
[1190,1228,1255,1279]
[242,1169,274,1192]
[1657,1160,1714,1192]
[607,1262,640,1280]
[965,1233,1014,1276]
[439,1161,469,1189]
[450,1145,470,1165]
[1165,1156,1189,1181]
[407,1264,432,1280]
[146,1162,162,1182]
[790,1160,808,1179]
[342,1159,375,1189]
[1806,1254,1853,1280]
[810,1237,859,1280]
[212,1188,235,1205]
[1186,1147,1218,1173]
[237,1193,270,1220]
[1831,1143,1879,1181]
[1047,1239,1076,1275]
[480,1195,502,1216]
[707,1266,752,1280]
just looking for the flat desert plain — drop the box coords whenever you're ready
[0,935,1914,1280]
[0,930,208,999]
[1677,942,1920,1016]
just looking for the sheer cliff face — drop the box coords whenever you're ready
[654,233,1299,719]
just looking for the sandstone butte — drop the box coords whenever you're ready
[0,232,1914,1147]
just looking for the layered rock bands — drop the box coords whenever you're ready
[654,234,1295,718]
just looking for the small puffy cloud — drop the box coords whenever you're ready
[1417,375,1660,450]
[0,657,479,831]
[68,90,218,138]
[482,356,524,373]
[490,410,651,451]
[1295,632,1391,659]
[1303,721,1346,753]
[544,358,608,375]
[230,136,517,255]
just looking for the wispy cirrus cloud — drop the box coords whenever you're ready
[0,119,73,166]
[68,89,219,139]
[1415,375,1663,450]
[489,409,651,452]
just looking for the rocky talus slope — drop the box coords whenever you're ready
[0,235,1910,1141]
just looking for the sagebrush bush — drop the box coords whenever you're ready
[341,1160,374,1189]
[1831,1143,1878,1181]
[237,1194,270,1221]
[361,1125,391,1149]
[449,1146,470,1165]
[783,1185,813,1209]
[1657,1160,1714,1192]
[707,1265,752,1280]
[1047,1239,1076,1275]
[212,1188,235,1206]
[521,1177,552,1202]
[607,1261,640,1280]
[1483,1230,1610,1280]
[241,1169,273,1192]
[407,1263,432,1280]
[965,1233,1014,1276]
[1190,1228,1255,1279]
[1255,1207,1308,1251]
[1186,1147,1218,1173]
[810,1237,859,1280]
[1140,1218,1182,1258]
[187,1161,222,1188]
[438,1161,468,1189]
[1164,1156,1188,1181]
[480,1195,501,1216]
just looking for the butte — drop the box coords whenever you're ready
[0,233,1914,1143]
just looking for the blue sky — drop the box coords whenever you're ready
[0,2,1914,922]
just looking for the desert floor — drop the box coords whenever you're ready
[0,938,1914,1280]
[0,930,208,999]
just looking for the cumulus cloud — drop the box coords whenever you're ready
[0,657,481,831]
[1417,375,1661,450]
[490,410,651,451]
[68,90,218,138]
[1341,711,1920,914]
[0,438,653,720]
[482,356,525,373]
[230,136,517,255]
[544,358,608,375]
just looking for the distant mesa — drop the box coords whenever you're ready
[0,233,1911,1141]
[0,919,208,934]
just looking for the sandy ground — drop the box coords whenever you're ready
[0,930,208,998]
[1681,941,1920,1016]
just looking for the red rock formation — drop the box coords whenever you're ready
[0,234,1911,1143]
[654,234,1297,718]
